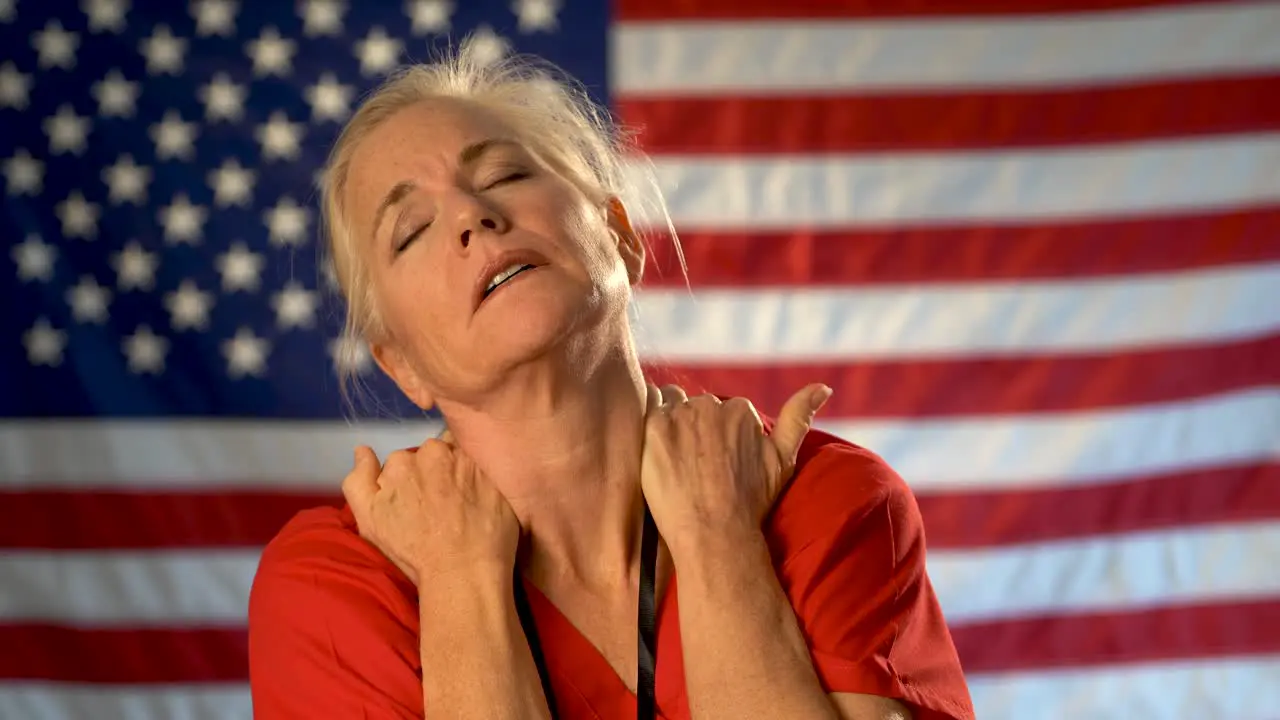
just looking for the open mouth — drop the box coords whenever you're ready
[473,251,550,312]
[483,263,537,300]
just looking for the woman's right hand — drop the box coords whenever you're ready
[341,435,521,586]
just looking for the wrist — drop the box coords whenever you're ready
[416,560,512,608]
[668,522,771,579]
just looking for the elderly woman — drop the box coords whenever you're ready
[247,41,975,720]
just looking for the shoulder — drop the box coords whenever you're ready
[765,427,922,561]
[250,503,417,634]
[248,505,423,715]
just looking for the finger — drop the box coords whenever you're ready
[437,427,455,446]
[770,384,833,472]
[342,445,382,526]
[660,383,688,406]
[645,382,664,417]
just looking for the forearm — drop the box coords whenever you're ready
[673,528,836,720]
[417,570,552,719]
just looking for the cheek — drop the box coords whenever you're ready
[555,198,621,281]
[373,267,451,351]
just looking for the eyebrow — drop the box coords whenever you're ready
[370,138,521,240]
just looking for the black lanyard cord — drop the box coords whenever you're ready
[514,502,659,720]
[635,501,660,719]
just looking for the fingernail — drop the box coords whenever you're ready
[811,385,833,411]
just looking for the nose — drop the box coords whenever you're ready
[455,195,508,250]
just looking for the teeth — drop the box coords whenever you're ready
[486,263,531,292]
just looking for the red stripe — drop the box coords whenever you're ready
[0,490,339,550]
[5,463,1270,554]
[918,462,1280,549]
[618,75,1280,153]
[616,0,1220,20]
[0,625,247,683]
[4,338,1277,551]
[951,599,1280,673]
[646,333,1280,419]
[6,598,1275,682]
[639,206,1280,287]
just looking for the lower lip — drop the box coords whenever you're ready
[481,266,541,306]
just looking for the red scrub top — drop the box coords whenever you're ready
[248,429,975,719]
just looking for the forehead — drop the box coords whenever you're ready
[344,99,519,221]
[364,98,515,160]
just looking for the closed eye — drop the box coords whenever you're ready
[395,223,430,255]
[484,171,528,190]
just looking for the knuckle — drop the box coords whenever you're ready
[725,396,758,417]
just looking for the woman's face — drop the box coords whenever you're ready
[343,98,643,408]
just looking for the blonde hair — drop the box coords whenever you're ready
[317,36,681,407]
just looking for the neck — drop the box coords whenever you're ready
[435,344,649,594]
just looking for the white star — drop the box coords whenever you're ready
[354,27,402,76]
[164,278,214,331]
[300,0,345,37]
[191,0,237,37]
[158,193,207,245]
[24,318,67,367]
[140,24,187,75]
[32,20,79,70]
[0,0,15,22]
[150,110,198,160]
[0,62,32,110]
[44,104,92,155]
[102,154,151,205]
[246,26,295,77]
[329,334,373,375]
[512,0,558,33]
[111,240,159,291]
[255,111,304,161]
[405,0,452,35]
[3,149,43,196]
[91,69,140,117]
[216,242,263,292]
[199,72,247,122]
[56,191,101,240]
[67,274,112,323]
[272,280,319,329]
[207,157,255,207]
[82,0,129,33]
[264,196,311,246]
[305,73,353,122]
[11,234,57,282]
[222,327,270,378]
[122,325,168,374]
[465,25,510,67]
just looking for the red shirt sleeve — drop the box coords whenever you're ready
[248,506,425,719]
[767,431,976,720]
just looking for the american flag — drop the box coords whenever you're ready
[2,0,1278,717]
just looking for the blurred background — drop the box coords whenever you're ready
[2,0,1279,718]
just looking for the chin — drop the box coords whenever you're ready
[474,284,622,373]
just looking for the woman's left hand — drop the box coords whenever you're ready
[640,382,833,551]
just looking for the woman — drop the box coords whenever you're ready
[247,41,975,720]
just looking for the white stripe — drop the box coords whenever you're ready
[4,521,1278,624]
[967,655,1280,720]
[627,134,1280,230]
[0,683,250,720]
[1,389,1275,491]
[632,263,1280,361]
[614,3,1280,94]
[0,418,442,487]
[0,551,253,624]
[2,658,1274,720]
[930,521,1280,624]
[827,388,1280,492]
